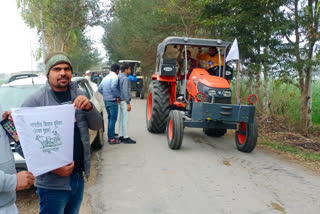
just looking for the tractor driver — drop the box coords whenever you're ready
[178,50,199,78]
[196,47,224,76]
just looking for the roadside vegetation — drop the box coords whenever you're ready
[16,0,320,163]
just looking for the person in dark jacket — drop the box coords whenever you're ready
[4,52,103,214]
[1,106,35,214]
[118,63,136,144]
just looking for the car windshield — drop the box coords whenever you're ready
[0,85,43,110]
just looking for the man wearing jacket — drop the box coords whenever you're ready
[196,47,224,76]
[98,64,121,144]
[0,106,35,214]
[4,52,103,214]
[118,63,136,144]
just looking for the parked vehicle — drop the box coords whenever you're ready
[146,37,258,152]
[118,60,144,99]
[6,73,38,83]
[0,76,105,170]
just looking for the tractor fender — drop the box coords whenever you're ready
[151,74,176,82]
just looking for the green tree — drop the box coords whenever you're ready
[17,0,103,73]
[102,0,202,84]
[276,0,320,135]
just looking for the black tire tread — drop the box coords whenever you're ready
[235,119,258,153]
[136,90,140,97]
[167,110,184,150]
[147,81,170,133]
[91,129,104,150]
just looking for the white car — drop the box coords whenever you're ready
[0,76,105,170]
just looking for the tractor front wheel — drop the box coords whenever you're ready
[203,128,226,137]
[167,110,184,150]
[146,81,170,133]
[235,119,258,153]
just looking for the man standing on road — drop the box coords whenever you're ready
[1,107,35,214]
[4,52,103,214]
[98,64,121,144]
[118,63,136,144]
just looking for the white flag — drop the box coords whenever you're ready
[12,104,75,176]
[226,38,239,62]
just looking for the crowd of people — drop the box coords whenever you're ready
[98,63,136,145]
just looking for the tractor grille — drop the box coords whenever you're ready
[197,82,231,104]
[202,96,231,104]
[214,97,231,104]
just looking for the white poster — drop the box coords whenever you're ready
[12,104,75,176]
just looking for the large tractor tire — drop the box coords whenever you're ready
[139,80,144,99]
[91,129,104,150]
[146,81,170,133]
[140,90,144,99]
[203,128,226,137]
[136,90,140,97]
[235,119,258,153]
[167,110,184,150]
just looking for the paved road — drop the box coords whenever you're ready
[88,98,320,214]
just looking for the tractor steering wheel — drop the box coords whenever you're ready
[207,66,221,76]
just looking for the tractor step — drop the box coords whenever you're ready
[220,111,232,116]
[220,106,233,110]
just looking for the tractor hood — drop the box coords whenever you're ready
[189,68,230,89]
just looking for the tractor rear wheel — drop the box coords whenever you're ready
[167,110,184,150]
[146,81,170,133]
[140,90,144,99]
[235,119,258,153]
[136,90,140,97]
[203,128,226,137]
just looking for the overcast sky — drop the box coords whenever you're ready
[0,1,105,74]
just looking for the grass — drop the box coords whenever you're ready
[259,136,320,162]
[231,79,320,127]
[313,80,320,124]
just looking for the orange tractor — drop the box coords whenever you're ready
[146,37,258,152]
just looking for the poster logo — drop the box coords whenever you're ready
[30,120,63,153]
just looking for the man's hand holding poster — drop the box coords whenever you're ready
[12,104,75,176]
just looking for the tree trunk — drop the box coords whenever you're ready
[299,69,312,136]
[255,65,261,110]
[262,65,270,115]
[248,69,253,95]
[307,74,312,129]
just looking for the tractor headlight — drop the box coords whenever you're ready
[223,90,232,97]
[207,89,216,96]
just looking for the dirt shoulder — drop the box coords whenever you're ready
[257,115,320,172]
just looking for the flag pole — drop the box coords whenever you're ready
[236,60,241,104]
